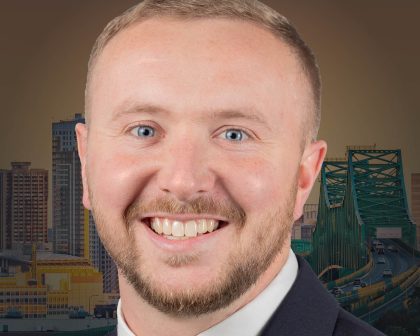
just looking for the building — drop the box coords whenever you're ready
[292,204,318,241]
[99,245,119,294]
[303,203,318,225]
[0,169,10,250]
[9,162,48,248]
[301,223,316,241]
[0,163,48,250]
[0,282,47,318]
[86,210,119,293]
[292,215,303,240]
[0,251,109,318]
[412,173,420,250]
[52,114,118,293]
[52,114,85,257]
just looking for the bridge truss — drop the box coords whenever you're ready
[311,149,417,275]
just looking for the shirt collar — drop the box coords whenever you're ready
[117,249,298,336]
[117,298,136,336]
[199,249,298,336]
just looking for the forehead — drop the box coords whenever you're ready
[98,17,298,68]
[89,18,309,125]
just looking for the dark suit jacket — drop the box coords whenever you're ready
[106,255,384,335]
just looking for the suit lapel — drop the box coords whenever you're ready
[261,255,339,336]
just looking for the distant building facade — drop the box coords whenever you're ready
[0,169,10,250]
[52,114,85,257]
[412,173,420,250]
[292,215,303,240]
[52,114,118,293]
[301,223,315,241]
[292,203,318,241]
[0,163,48,250]
[303,203,318,224]
[0,251,108,318]
[100,245,119,294]
[87,210,119,293]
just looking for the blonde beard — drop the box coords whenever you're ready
[90,183,297,317]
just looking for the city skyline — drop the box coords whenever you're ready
[0,113,119,295]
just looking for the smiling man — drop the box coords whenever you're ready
[76,1,383,335]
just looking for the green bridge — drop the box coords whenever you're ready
[291,148,419,323]
[292,148,417,276]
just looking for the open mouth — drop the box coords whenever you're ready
[143,217,227,240]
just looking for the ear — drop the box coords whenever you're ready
[293,140,327,220]
[75,123,92,210]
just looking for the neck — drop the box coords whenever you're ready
[119,245,291,336]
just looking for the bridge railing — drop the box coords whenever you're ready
[325,250,373,290]
[337,265,420,320]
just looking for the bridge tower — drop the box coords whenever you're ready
[311,147,417,275]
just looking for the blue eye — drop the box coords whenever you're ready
[132,125,155,137]
[223,129,248,141]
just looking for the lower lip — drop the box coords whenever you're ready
[139,220,226,252]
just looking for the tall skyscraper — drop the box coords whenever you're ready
[100,242,119,293]
[0,169,10,250]
[52,113,85,256]
[0,162,48,250]
[87,210,119,293]
[411,173,420,250]
[52,114,119,292]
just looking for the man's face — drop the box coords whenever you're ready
[78,18,322,316]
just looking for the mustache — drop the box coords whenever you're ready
[124,196,246,227]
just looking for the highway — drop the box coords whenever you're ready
[365,240,416,282]
[358,239,420,322]
[339,239,419,292]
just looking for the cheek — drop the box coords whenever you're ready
[87,147,149,214]
[219,154,296,214]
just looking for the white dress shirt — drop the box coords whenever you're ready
[117,249,298,336]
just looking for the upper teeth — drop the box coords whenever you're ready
[151,218,220,238]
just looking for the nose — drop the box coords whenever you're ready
[156,134,216,201]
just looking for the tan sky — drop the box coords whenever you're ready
[1,1,419,211]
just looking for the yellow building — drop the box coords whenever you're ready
[0,251,113,317]
[0,267,47,318]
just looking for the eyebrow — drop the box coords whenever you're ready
[111,103,170,122]
[210,109,271,130]
[112,102,271,130]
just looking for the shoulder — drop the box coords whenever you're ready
[333,308,385,336]
[261,255,384,336]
